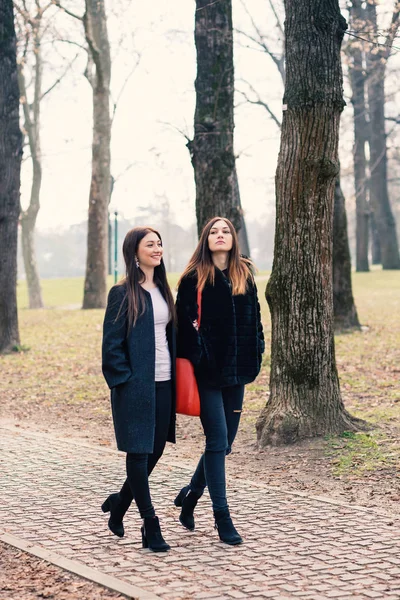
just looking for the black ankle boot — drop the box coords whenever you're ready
[141,516,170,552]
[214,509,243,545]
[174,486,200,531]
[101,493,125,538]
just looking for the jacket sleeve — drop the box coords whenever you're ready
[175,275,203,366]
[102,285,133,389]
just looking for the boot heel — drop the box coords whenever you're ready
[141,526,148,548]
[142,516,170,552]
[174,486,189,507]
[101,493,125,538]
[175,486,199,531]
[214,509,243,546]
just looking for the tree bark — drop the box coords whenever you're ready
[17,24,44,309]
[189,0,242,237]
[365,2,400,270]
[233,168,250,256]
[348,1,369,272]
[333,176,360,330]
[256,0,363,446]
[82,0,111,309]
[370,210,381,265]
[0,0,22,353]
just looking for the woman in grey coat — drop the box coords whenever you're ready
[101,226,176,552]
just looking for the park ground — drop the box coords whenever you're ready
[0,269,399,598]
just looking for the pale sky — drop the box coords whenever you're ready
[20,0,283,233]
[19,0,400,237]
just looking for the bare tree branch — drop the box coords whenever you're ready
[111,52,141,123]
[52,38,87,52]
[237,81,281,129]
[52,0,83,22]
[41,51,80,99]
[268,0,284,38]
[385,0,400,56]
[158,120,191,144]
[237,0,285,82]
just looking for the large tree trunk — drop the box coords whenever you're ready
[189,0,242,237]
[0,0,22,353]
[17,40,44,309]
[82,0,111,309]
[348,1,369,272]
[333,176,360,330]
[256,0,363,446]
[366,3,400,270]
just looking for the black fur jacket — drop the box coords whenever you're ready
[176,268,265,388]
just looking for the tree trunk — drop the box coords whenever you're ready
[0,0,22,353]
[82,0,111,309]
[365,2,400,270]
[348,1,369,272]
[17,45,44,309]
[256,0,363,446]
[333,176,360,330]
[370,210,381,265]
[189,0,241,237]
[233,168,250,256]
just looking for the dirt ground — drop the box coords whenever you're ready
[0,541,125,600]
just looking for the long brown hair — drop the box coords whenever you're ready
[178,217,255,295]
[116,226,176,330]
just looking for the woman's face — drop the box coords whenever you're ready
[137,232,163,268]
[208,220,233,253]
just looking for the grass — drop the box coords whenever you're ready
[325,431,400,477]
[16,273,183,310]
[4,268,400,480]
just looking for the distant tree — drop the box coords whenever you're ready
[55,0,112,309]
[14,1,80,309]
[0,0,23,353]
[333,174,360,329]
[347,1,370,272]
[189,0,245,241]
[15,1,56,308]
[365,0,400,269]
[256,0,363,445]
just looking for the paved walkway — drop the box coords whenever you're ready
[1,424,400,600]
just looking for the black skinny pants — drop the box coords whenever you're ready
[118,380,172,518]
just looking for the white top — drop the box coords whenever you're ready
[149,287,171,382]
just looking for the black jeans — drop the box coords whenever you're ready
[119,380,172,518]
[189,381,244,511]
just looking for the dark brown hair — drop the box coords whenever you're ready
[178,217,254,295]
[116,226,176,330]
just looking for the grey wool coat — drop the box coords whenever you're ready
[102,283,176,453]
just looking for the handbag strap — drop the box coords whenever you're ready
[197,287,202,328]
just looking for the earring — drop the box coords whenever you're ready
[135,256,140,268]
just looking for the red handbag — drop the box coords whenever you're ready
[176,288,202,417]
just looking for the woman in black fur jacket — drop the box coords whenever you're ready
[175,217,264,545]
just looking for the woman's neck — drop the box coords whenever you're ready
[140,266,157,290]
[212,252,229,271]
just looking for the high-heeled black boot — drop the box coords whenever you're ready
[101,493,126,538]
[214,508,243,545]
[141,516,170,552]
[174,485,201,531]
